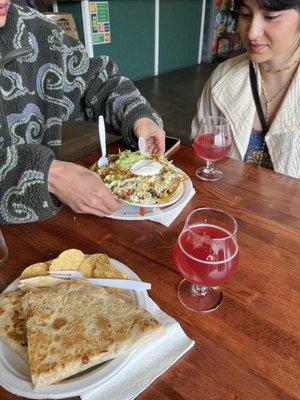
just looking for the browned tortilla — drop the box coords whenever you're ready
[0,290,27,356]
[21,280,164,389]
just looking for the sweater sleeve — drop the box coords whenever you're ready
[0,144,60,225]
[61,34,163,149]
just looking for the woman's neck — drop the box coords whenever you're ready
[260,40,300,73]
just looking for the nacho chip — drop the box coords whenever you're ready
[49,249,85,271]
[78,254,98,277]
[92,253,128,279]
[20,262,49,279]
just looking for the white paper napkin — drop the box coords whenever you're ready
[148,187,196,226]
[80,298,195,400]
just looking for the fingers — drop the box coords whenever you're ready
[132,117,165,155]
[72,195,122,216]
[145,135,165,155]
[145,137,157,154]
[48,161,123,218]
[82,184,122,215]
[77,205,116,218]
[156,134,166,155]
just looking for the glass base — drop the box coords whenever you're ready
[177,279,223,313]
[196,166,223,181]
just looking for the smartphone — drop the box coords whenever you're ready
[111,135,180,156]
[164,136,181,157]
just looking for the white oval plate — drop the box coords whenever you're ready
[122,182,184,208]
[108,167,193,221]
[0,258,149,399]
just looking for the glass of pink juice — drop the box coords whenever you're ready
[173,208,238,313]
[193,116,232,181]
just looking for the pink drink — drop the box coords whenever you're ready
[173,224,238,286]
[193,133,231,161]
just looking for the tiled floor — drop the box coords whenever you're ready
[61,63,216,161]
[135,63,216,143]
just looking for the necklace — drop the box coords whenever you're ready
[263,41,300,74]
[256,66,297,168]
[260,68,298,126]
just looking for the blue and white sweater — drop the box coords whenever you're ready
[0,4,162,225]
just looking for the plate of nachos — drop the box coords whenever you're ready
[91,150,186,208]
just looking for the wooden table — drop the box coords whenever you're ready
[1,144,299,400]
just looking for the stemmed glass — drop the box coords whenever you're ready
[193,116,232,181]
[0,229,8,266]
[173,208,238,313]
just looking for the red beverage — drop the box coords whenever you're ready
[193,133,231,161]
[173,224,238,286]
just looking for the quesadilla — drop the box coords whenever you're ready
[0,277,69,356]
[21,280,164,389]
[0,290,27,356]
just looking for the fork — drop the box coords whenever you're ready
[47,270,151,291]
[138,137,146,155]
[97,115,108,167]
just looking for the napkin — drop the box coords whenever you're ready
[80,298,195,400]
[149,187,196,226]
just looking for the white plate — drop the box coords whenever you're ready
[123,182,184,208]
[0,258,149,399]
[108,167,193,221]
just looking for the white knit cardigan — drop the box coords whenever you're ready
[191,54,300,179]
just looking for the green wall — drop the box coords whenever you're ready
[159,0,202,74]
[58,0,203,80]
[92,0,155,80]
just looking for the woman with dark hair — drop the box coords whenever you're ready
[191,0,300,178]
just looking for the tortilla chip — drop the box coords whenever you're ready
[49,249,85,271]
[91,253,128,279]
[20,263,49,279]
[78,254,99,278]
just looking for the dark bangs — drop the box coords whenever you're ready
[236,0,300,11]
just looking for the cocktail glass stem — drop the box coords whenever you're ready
[196,160,223,181]
[193,285,209,296]
[204,161,214,173]
[177,279,223,313]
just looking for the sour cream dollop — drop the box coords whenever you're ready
[130,159,162,176]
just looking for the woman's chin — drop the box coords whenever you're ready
[247,51,271,65]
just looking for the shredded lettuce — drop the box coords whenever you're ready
[114,150,144,170]
[95,150,185,205]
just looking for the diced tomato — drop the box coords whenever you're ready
[124,190,133,197]
[139,207,146,216]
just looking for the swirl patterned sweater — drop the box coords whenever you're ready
[0,4,162,225]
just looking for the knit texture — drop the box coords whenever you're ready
[0,4,162,224]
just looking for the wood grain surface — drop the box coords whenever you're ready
[0,144,299,400]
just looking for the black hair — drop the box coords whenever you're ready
[236,0,300,11]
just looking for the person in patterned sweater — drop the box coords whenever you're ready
[0,2,165,224]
